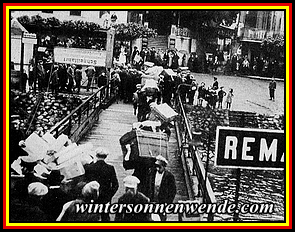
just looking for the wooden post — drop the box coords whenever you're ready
[204,132,210,185]
[20,32,25,92]
[233,168,241,221]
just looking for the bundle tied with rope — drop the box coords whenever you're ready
[119,127,169,162]
[135,129,169,160]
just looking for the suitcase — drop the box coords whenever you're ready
[150,103,178,123]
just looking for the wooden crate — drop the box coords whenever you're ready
[136,129,169,160]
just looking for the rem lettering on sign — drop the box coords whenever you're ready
[215,126,285,170]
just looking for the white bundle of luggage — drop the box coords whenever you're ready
[11,132,94,181]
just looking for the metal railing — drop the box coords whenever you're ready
[174,95,216,221]
[49,80,117,140]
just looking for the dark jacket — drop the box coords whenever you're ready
[114,191,152,222]
[83,160,119,203]
[123,157,156,196]
[147,168,176,204]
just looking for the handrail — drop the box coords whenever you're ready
[175,95,216,221]
[49,81,117,140]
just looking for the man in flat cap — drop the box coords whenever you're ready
[147,155,176,221]
[10,182,50,222]
[115,175,152,222]
[83,147,119,221]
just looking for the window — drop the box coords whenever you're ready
[70,11,81,16]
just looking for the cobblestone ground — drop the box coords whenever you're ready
[191,73,285,116]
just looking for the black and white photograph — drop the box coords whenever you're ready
[5,4,290,228]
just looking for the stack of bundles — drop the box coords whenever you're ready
[119,121,169,162]
[141,79,159,96]
[148,102,178,123]
[161,68,177,77]
[12,132,94,181]
[141,65,163,85]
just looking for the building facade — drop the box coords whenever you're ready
[237,10,285,61]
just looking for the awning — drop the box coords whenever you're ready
[11,17,28,35]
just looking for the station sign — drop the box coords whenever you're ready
[215,126,285,170]
[22,32,37,44]
[53,47,106,67]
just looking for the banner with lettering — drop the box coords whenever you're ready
[53,47,106,67]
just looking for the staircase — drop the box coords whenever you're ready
[147,35,168,51]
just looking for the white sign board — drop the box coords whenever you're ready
[54,47,106,67]
[215,126,285,170]
[22,32,37,44]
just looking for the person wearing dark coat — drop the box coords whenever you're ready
[56,181,102,222]
[83,147,119,221]
[115,175,152,222]
[10,182,50,222]
[120,129,157,196]
[212,76,219,90]
[9,119,28,166]
[147,155,176,221]
[123,154,156,196]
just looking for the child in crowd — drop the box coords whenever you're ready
[225,88,234,110]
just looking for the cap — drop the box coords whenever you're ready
[123,175,140,188]
[82,181,100,199]
[155,155,168,166]
[95,147,109,158]
[20,155,40,163]
[28,182,48,196]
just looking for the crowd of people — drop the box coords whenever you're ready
[10,43,282,223]
[108,63,235,120]
[10,142,176,222]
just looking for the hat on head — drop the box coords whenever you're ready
[95,147,109,158]
[82,181,100,199]
[155,155,168,166]
[123,175,140,188]
[20,155,40,163]
[28,182,48,196]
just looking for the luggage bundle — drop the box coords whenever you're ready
[148,103,178,123]
[12,132,94,181]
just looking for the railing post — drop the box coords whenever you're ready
[204,132,210,186]
[68,117,72,137]
[78,107,81,126]
[87,101,89,118]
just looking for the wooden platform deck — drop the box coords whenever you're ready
[78,102,189,221]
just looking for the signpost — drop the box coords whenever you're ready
[215,126,285,221]
[215,126,284,170]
